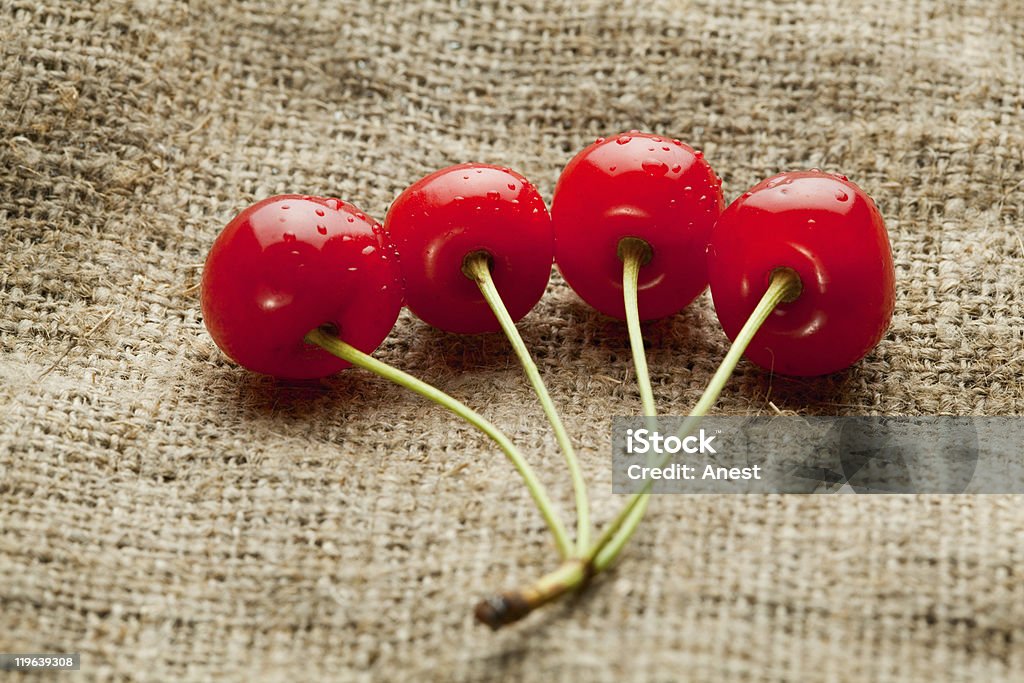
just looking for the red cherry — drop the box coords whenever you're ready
[201,195,403,379]
[384,163,553,334]
[707,171,896,376]
[551,132,725,320]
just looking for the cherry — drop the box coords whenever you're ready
[201,195,403,379]
[384,163,553,334]
[551,132,725,320]
[202,195,574,556]
[475,134,724,629]
[541,176,894,626]
[707,171,896,376]
[386,163,592,552]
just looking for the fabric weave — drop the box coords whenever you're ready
[2,1,1022,680]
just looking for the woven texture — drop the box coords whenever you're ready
[2,0,1023,680]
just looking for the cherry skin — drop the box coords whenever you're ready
[551,132,725,320]
[384,163,553,334]
[707,171,896,376]
[201,195,403,379]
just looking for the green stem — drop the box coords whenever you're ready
[593,493,650,572]
[472,268,803,628]
[305,326,573,559]
[590,267,802,569]
[589,237,658,572]
[619,238,658,421]
[463,252,591,554]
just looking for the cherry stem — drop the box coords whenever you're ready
[473,267,803,628]
[304,326,573,559]
[618,237,657,420]
[474,558,590,630]
[463,252,592,554]
[589,266,802,569]
[588,236,659,575]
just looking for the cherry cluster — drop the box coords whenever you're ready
[200,131,896,628]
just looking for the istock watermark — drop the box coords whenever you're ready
[611,416,1024,494]
[625,427,719,455]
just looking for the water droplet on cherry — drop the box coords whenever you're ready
[316,224,327,235]
[641,159,669,176]
[616,135,632,145]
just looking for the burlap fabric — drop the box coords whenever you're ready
[2,1,1023,681]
